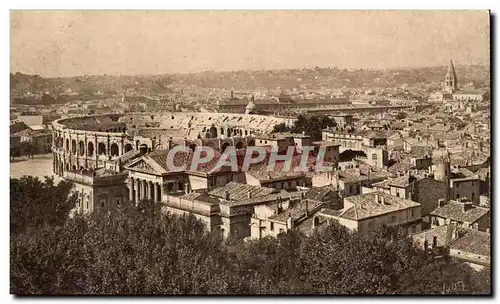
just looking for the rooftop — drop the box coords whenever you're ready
[430,201,489,223]
[268,199,324,223]
[448,229,490,257]
[341,191,420,221]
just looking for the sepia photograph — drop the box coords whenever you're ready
[8,9,492,296]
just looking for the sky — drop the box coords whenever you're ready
[10,10,490,77]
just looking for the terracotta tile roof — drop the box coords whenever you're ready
[388,175,417,188]
[208,182,276,201]
[430,201,489,223]
[412,225,465,248]
[10,122,29,135]
[318,208,343,217]
[305,186,338,202]
[448,229,490,257]
[181,192,221,205]
[372,180,391,189]
[268,199,324,223]
[341,191,420,221]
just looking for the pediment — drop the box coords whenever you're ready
[127,159,156,173]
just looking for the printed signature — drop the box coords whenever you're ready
[442,281,465,295]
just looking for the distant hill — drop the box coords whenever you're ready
[10,65,490,102]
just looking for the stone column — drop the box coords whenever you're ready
[129,178,134,202]
[121,137,125,155]
[142,180,147,200]
[94,135,98,166]
[146,182,151,200]
[154,183,159,202]
[135,179,140,203]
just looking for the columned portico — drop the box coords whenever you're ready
[129,178,164,204]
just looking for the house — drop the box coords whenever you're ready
[320,191,422,234]
[12,128,53,154]
[311,140,340,166]
[452,90,489,102]
[10,122,29,135]
[332,167,392,197]
[163,182,304,240]
[65,168,129,214]
[448,229,490,270]
[243,163,307,191]
[410,155,433,170]
[254,133,295,153]
[412,224,490,270]
[430,199,490,232]
[251,198,323,239]
[449,177,481,205]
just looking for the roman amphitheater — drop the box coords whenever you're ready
[52,112,295,176]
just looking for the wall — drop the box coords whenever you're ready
[450,179,480,205]
[390,185,412,200]
[413,178,447,217]
[356,206,421,234]
[449,248,489,270]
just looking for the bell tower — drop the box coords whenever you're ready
[443,59,458,94]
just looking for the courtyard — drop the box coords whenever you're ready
[10,153,61,183]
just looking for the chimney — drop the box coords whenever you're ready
[247,191,252,199]
[287,214,293,230]
[230,90,234,99]
[462,202,472,213]
[438,199,445,208]
[453,229,459,240]
[380,195,385,205]
[224,190,230,200]
[301,191,305,200]
[305,200,309,217]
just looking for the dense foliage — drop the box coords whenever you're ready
[272,114,336,141]
[10,178,491,295]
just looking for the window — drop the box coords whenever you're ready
[270,222,274,231]
[390,215,396,223]
[411,209,415,217]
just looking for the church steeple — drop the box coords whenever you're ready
[443,59,458,93]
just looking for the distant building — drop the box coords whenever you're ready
[218,91,351,114]
[435,59,489,102]
[413,224,490,271]
[65,168,129,214]
[320,191,422,234]
[17,115,43,126]
[430,198,490,232]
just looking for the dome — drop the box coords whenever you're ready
[245,95,256,114]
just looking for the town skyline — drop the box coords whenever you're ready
[11,11,490,78]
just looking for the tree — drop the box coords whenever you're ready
[10,198,491,295]
[271,122,290,133]
[271,114,336,141]
[395,112,408,120]
[10,176,76,236]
